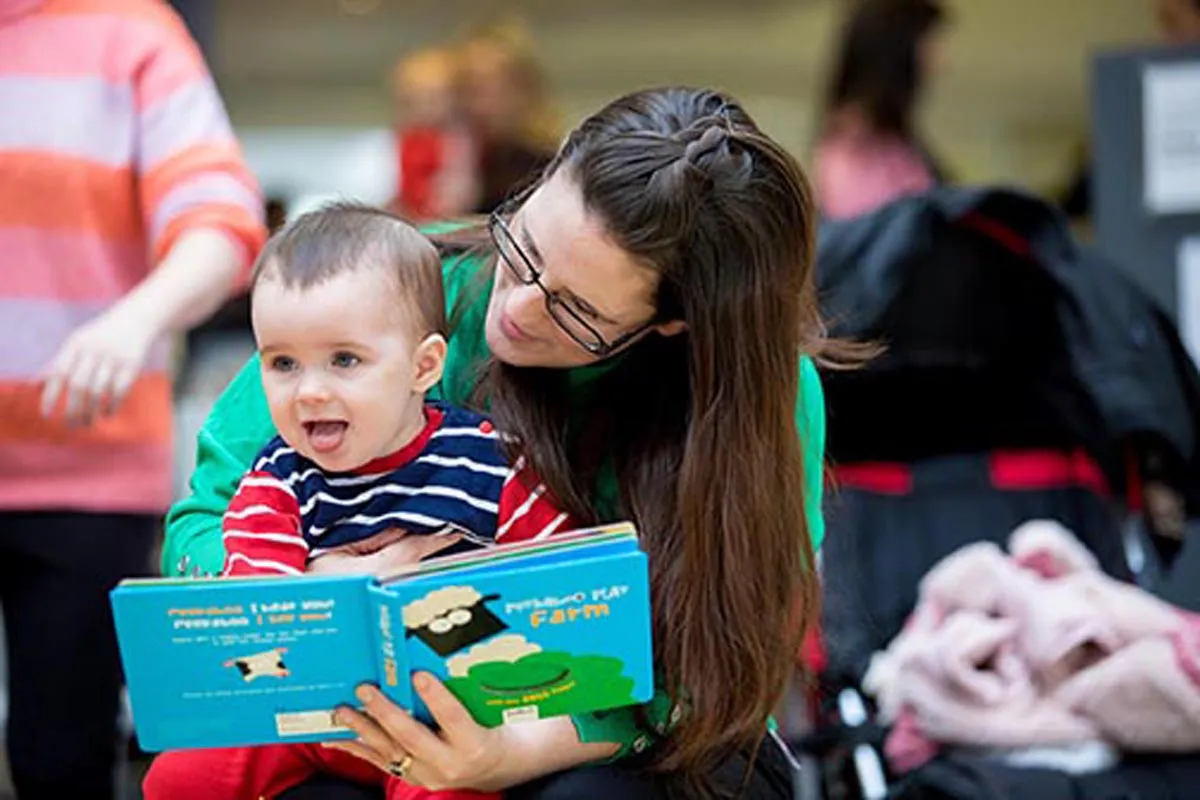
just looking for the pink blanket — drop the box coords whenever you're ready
[863,520,1200,772]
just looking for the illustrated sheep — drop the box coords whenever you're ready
[402,586,507,656]
[446,634,543,678]
[224,647,289,681]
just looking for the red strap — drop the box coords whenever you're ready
[830,449,1110,497]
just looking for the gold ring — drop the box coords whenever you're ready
[386,754,414,779]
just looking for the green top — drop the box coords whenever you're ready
[164,251,827,758]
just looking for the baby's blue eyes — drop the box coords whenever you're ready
[267,353,361,371]
[331,352,361,369]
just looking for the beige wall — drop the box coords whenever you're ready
[212,0,1160,194]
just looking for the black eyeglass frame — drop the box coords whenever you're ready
[487,212,656,357]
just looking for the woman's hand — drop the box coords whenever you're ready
[307,529,461,578]
[39,304,159,426]
[328,678,509,792]
[326,677,618,792]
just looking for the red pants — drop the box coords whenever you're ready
[143,742,500,800]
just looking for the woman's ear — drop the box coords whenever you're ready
[412,333,448,393]
[653,320,688,338]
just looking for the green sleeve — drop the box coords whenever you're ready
[162,355,276,577]
[571,689,679,760]
[798,356,827,553]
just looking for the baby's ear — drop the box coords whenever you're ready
[412,333,447,393]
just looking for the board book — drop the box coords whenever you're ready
[111,522,652,751]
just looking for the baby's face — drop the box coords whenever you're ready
[252,269,431,473]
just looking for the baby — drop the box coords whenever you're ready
[143,204,572,800]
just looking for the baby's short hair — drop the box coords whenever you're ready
[251,203,447,337]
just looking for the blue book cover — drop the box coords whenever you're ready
[111,522,653,751]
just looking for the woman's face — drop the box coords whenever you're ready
[484,170,680,368]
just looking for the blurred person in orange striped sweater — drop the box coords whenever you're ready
[0,1,265,797]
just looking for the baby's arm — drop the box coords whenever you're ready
[495,456,575,544]
[221,469,308,576]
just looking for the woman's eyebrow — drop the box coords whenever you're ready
[521,221,621,325]
[519,225,545,268]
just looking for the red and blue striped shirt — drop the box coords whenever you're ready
[222,404,573,576]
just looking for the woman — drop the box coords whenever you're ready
[814,0,948,220]
[165,86,831,798]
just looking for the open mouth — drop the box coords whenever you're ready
[302,420,349,454]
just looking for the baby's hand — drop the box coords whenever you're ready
[335,528,412,557]
[307,529,461,578]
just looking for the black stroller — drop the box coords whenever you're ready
[793,188,1200,800]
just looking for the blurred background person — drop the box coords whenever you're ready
[458,18,561,213]
[389,45,478,222]
[0,1,266,797]
[1059,0,1200,221]
[1157,0,1200,45]
[813,0,950,220]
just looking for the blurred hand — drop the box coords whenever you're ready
[307,529,461,578]
[39,304,159,426]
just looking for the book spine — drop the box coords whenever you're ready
[367,583,414,711]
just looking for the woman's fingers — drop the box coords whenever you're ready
[350,685,446,762]
[413,671,474,737]
[329,680,509,792]
[324,738,434,790]
[332,706,407,763]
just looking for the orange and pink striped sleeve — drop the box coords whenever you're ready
[0,0,266,514]
[128,2,265,274]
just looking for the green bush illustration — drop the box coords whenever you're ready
[447,651,637,726]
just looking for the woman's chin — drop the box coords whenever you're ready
[484,322,522,365]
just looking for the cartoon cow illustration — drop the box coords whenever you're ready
[224,647,289,682]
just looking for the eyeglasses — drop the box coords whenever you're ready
[487,212,654,357]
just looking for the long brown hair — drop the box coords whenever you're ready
[433,87,833,794]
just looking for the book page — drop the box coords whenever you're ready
[379,521,638,583]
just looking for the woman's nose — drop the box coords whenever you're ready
[506,284,551,328]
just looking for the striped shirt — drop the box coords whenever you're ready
[0,0,266,514]
[222,404,573,576]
